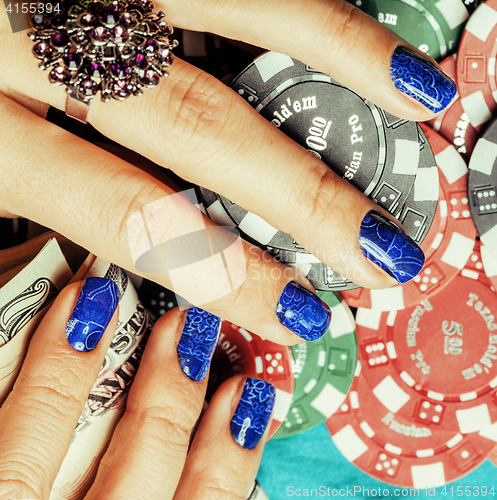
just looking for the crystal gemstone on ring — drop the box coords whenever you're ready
[32,14,50,29]
[50,65,71,83]
[29,0,177,103]
[33,41,53,58]
[63,53,83,70]
[79,79,99,97]
[131,52,148,70]
[111,25,129,43]
[50,32,70,48]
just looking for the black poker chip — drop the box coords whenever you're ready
[468,117,497,259]
[198,51,438,291]
[393,123,439,244]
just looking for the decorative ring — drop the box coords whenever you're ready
[29,0,177,123]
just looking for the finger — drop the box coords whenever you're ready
[158,0,456,121]
[174,376,274,500]
[0,279,119,500]
[1,31,424,291]
[0,91,334,345]
[84,307,215,500]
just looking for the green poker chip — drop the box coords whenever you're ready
[373,0,473,61]
[274,291,357,439]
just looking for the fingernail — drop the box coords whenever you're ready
[230,378,275,450]
[359,210,425,284]
[66,278,120,352]
[177,307,221,382]
[276,281,331,341]
[390,46,456,113]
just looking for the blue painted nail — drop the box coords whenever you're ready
[390,46,456,113]
[66,278,120,352]
[276,282,331,341]
[359,210,425,284]
[230,378,275,450]
[177,307,221,382]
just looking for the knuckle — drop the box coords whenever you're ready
[204,484,245,500]
[294,164,340,235]
[156,69,236,157]
[90,169,169,252]
[16,371,84,420]
[189,474,246,500]
[0,477,41,500]
[321,1,366,61]
[128,403,196,452]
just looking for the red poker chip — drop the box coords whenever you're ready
[354,266,497,436]
[457,0,497,131]
[207,320,294,439]
[326,372,497,489]
[342,126,476,311]
[427,55,480,163]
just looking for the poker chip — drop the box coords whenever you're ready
[374,0,472,61]
[457,0,497,130]
[274,291,357,439]
[468,118,497,259]
[326,371,497,489]
[353,265,497,435]
[342,125,475,310]
[199,51,437,292]
[207,320,294,439]
[427,55,480,163]
[393,124,439,248]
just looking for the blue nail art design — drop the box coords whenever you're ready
[359,210,425,284]
[390,47,456,113]
[276,282,331,341]
[177,307,221,382]
[230,378,276,450]
[66,277,120,352]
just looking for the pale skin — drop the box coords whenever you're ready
[0,0,448,346]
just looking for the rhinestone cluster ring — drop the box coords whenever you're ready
[29,0,177,107]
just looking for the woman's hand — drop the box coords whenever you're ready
[0,279,272,499]
[0,0,456,344]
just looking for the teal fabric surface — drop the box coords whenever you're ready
[257,423,497,499]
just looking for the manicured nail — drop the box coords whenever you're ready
[230,378,275,450]
[276,281,331,341]
[359,210,425,284]
[390,46,456,113]
[177,307,221,382]
[66,277,119,352]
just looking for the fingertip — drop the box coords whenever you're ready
[389,46,457,116]
[276,281,332,342]
[65,277,120,353]
[229,377,275,450]
[358,210,426,285]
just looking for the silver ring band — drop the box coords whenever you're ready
[66,87,91,124]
